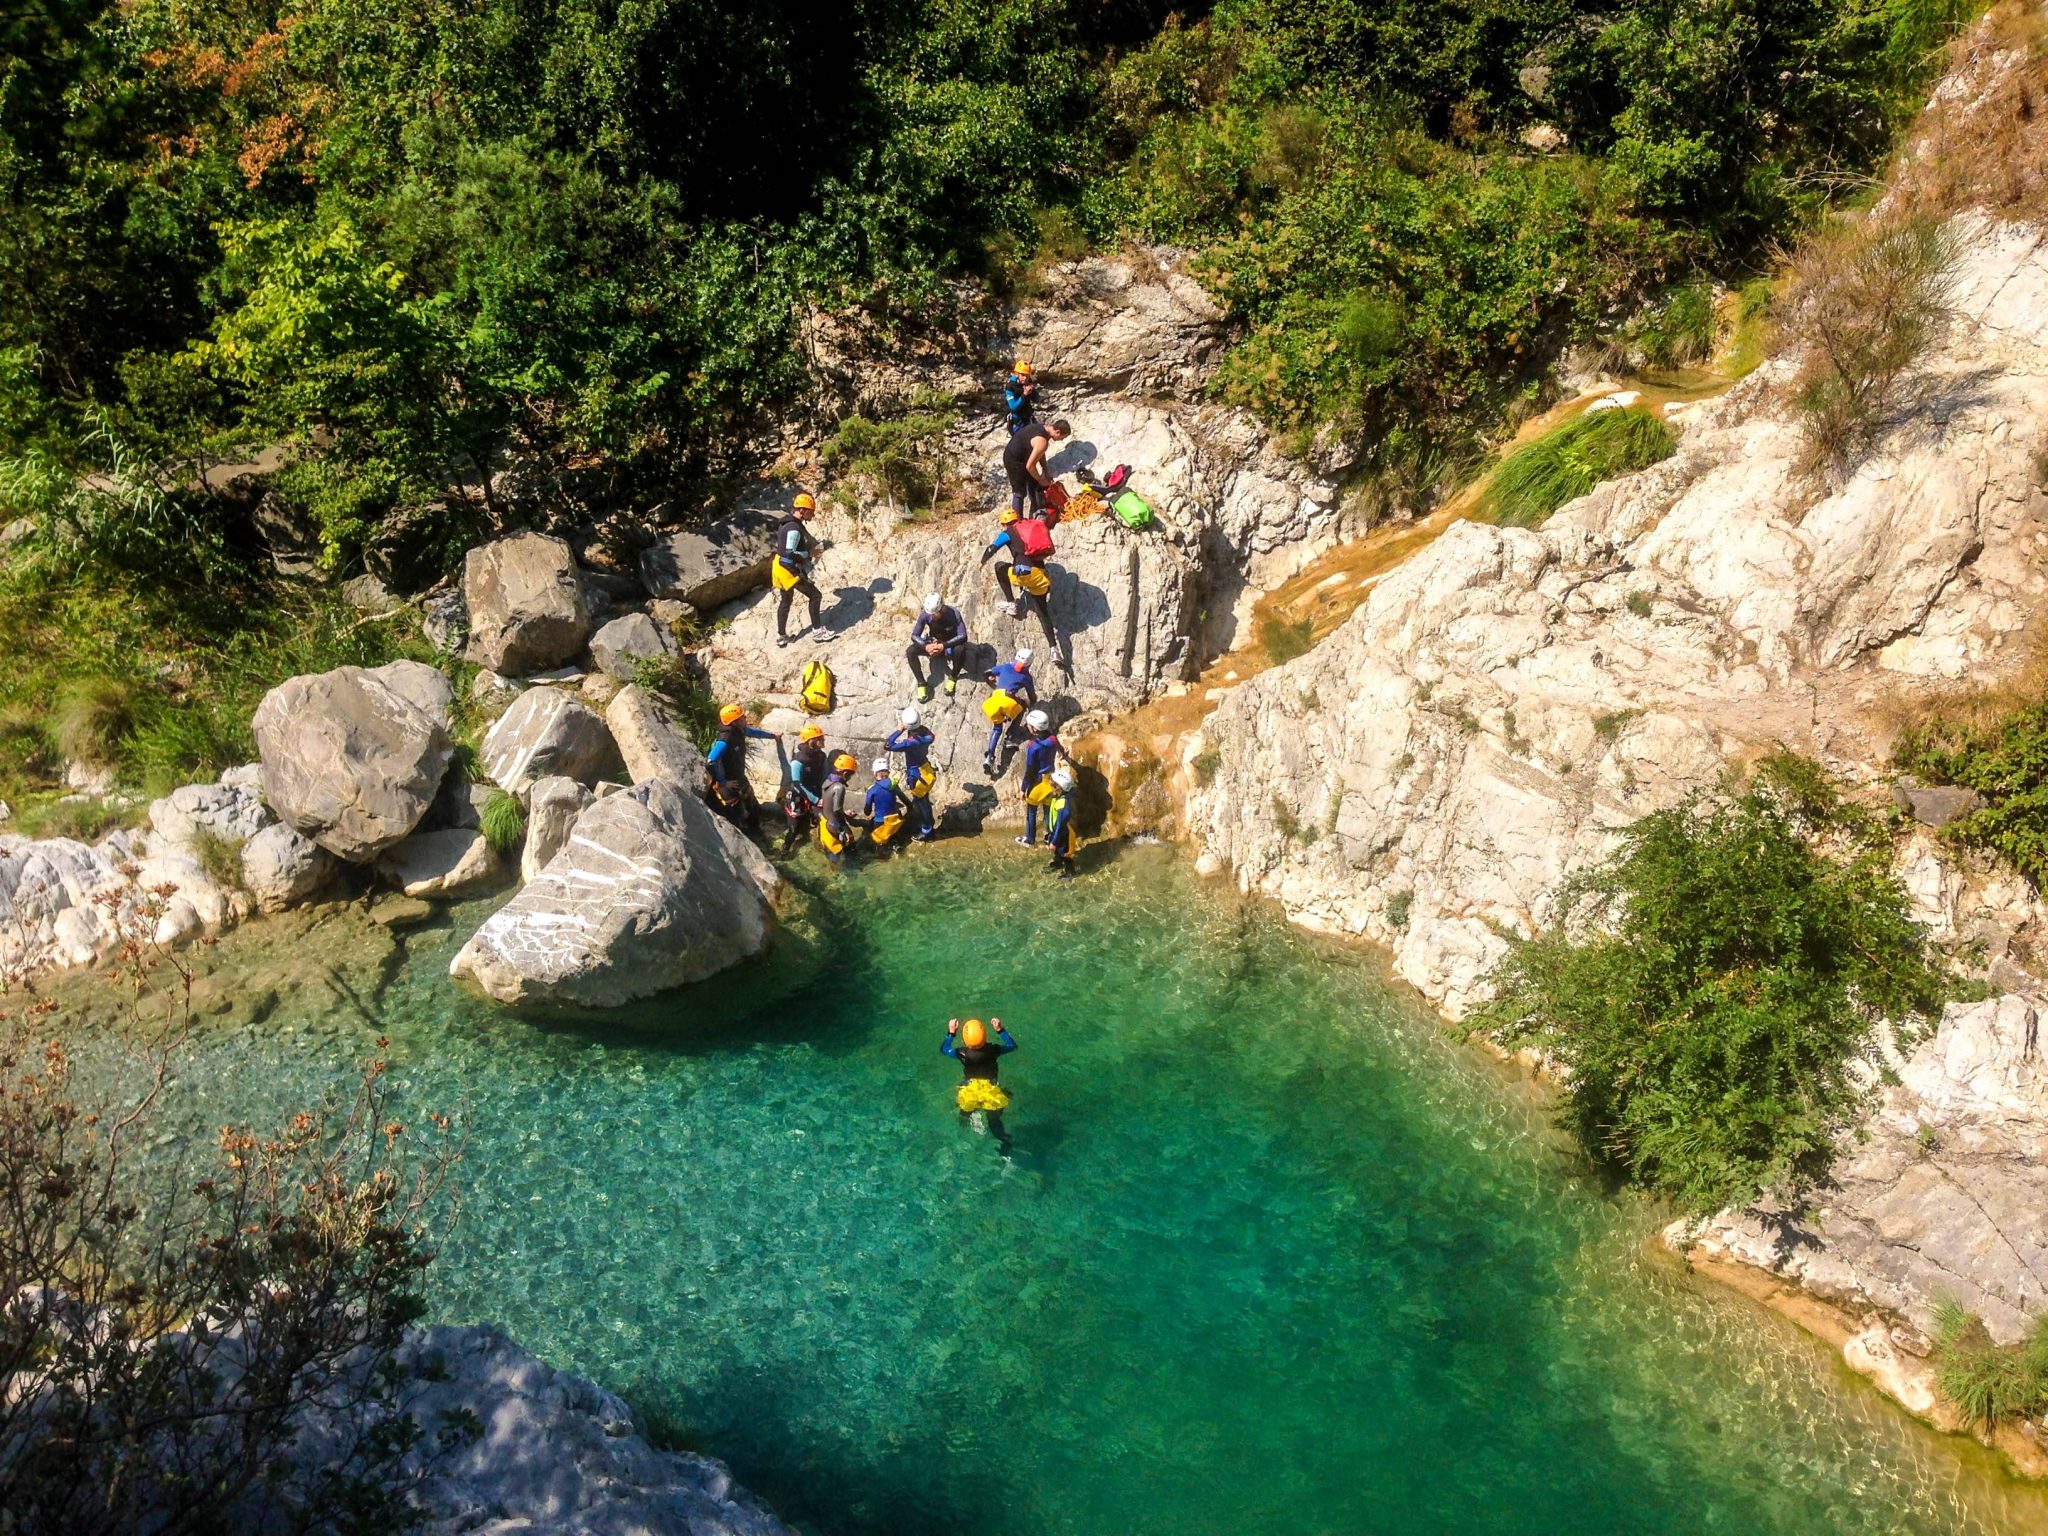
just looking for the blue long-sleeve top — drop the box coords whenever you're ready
[1022,733,1067,786]
[863,780,909,821]
[706,726,776,784]
[981,526,1021,564]
[1005,377,1036,428]
[942,1026,1017,1059]
[987,661,1038,707]
[910,606,968,651]
[884,725,935,771]
[1048,793,1074,848]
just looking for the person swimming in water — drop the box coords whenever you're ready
[944,1016,1016,1154]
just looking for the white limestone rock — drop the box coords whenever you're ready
[480,688,621,797]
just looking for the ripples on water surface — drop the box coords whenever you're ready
[90,844,2048,1535]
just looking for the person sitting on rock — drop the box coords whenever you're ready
[1004,360,1038,432]
[944,1016,1017,1154]
[981,509,1058,650]
[772,493,830,648]
[1003,416,1070,516]
[780,722,829,853]
[706,703,779,833]
[981,647,1038,777]
[884,704,939,841]
[862,758,911,855]
[906,592,969,701]
[818,752,858,866]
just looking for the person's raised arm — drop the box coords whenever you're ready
[991,1016,1017,1052]
[943,1018,961,1057]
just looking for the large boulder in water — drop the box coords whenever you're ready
[448,779,773,1006]
[463,532,592,674]
[604,684,705,786]
[238,823,338,913]
[638,514,776,610]
[253,660,455,861]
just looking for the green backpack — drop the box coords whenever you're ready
[1112,490,1155,530]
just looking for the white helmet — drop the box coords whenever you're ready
[1051,767,1076,792]
[1025,708,1050,732]
[872,757,891,775]
[1014,647,1033,666]
[900,704,921,726]
[923,591,944,613]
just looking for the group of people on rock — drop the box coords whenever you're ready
[708,359,1088,883]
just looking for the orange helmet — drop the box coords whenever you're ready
[832,752,858,774]
[1012,360,1034,378]
[793,492,816,512]
[799,723,825,742]
[719,704,744,726]
[960,1019,987,1048]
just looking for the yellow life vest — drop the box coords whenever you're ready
[870,811,905,846]
[800,659,834,714]
[1013,564,1052,598]
[818,820,846,856]
[1025,777,1058,807]
[982,688,1022,725]
[905,764,935,799]
[772,556,802,592]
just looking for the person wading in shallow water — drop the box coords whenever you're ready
[944,1016,1017,1155]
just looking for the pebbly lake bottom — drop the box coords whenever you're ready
[67,842,2048,1535]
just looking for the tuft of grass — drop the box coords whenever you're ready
[1386,889,1413,930]
[1474,410,1677,528]
[479,788,526,856]
[1191,746,1222,788]
[13,795,131,842]
[1258,614,1315,664]
[1270,796,1301,841]
[1931,1298,2048,1427]
[1593,707,1644,743]
[50,677,143,766]
[1785,215,1959,481]
[191,828,246,893]
[1625,590,1653,619]
[632,653,722,750]
[1635,281,1717,370]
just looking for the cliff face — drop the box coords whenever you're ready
[1187,214,2048,1017]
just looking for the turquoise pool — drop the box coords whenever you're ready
[98,844,2048,1534]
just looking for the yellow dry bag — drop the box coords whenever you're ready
[800,659,834,714]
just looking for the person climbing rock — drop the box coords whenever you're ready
[981,647,1039,777]
[772,493,830,647]
[1004,360,1039,431]
[817,751,858,865]
[1038,765,1079,880]
[885,704,939,841]
[1016,709,1071,848]
[1002,416,1070,516]
[944,1015,1017,1153]
[982,508,1058,649]
[863,758,911,854]
[906,592,969,701]
[705,703,779,833]
[780,722,829,852]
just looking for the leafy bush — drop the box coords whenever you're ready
[191,828,247,893]
[1786,217,1960,480]
[1633,281,1717,370]
[821,391,959,513]
[1895,696,2048,885]
[633,652,723,751]
[479,788,526,857]
[1478,766,1952,1211]
[1475,410,1677,528]
[1932,1297,2048,1426]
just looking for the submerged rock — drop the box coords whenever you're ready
[253,661,456,862]
[449,779,773,1006]
[377,827,505,900]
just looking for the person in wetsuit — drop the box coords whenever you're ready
[863,758,911,854]
[906,593,970,701]
[817,752,858,865]
[771,493,830,647]
[1004,360,1038,431]
[944,1016,1017,1153]
[884,704,939,841]
[981,509,1060,650]
[981,647,1038,777]
[705,704,779,832]
[1002,416,1070,515]
[780,722,829,852]
[1016,710,1071,848]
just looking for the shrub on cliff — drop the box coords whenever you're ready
[0,926,460,1534]
[1477,758,1951,1212]
[1893,692,2048,887]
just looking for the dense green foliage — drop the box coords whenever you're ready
[1896,696,2048,885]
[1473,407,1675,527]
[1479,760,1951,1211]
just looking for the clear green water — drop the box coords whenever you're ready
[100,846,2048,1535]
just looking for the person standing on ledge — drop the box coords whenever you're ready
[945,1016,1017,1154]
[1003,416,1070,516]
[771,492,829,648]
[906,592,969,701]
[1004,360,1039,431]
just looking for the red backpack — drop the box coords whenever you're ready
[1014,516,1055,561]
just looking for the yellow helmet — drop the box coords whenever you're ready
[792,492,816,512]
[999,508,1020,525]
[719,704,744,726]
[960,1018,987,1048]
[1012,360,1034,378]
[799,723,825,742]
[832,752,858,774]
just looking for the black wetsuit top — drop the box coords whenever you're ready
[1003,420,1053,477]
[792,742,828,799]
[954,1041,1008,1082]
